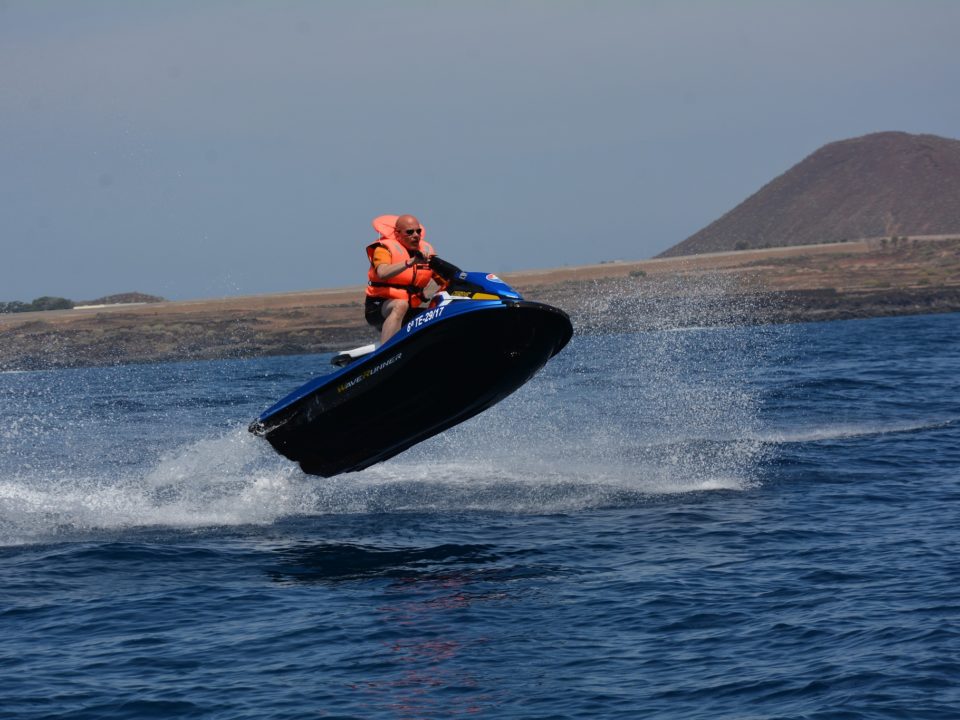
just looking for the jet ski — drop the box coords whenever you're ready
[249,257,573,477]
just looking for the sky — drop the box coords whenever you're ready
[2,1,959,302]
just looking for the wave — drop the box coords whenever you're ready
[0,277,773,546]
[755,418,956,444]
[0,423,759,546]
[661,325,725,333]
[0,431,300,546]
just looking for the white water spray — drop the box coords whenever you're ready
[0,273,778,544]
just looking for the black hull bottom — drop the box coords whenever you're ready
[259,301,572,477]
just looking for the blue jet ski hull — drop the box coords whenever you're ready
[249,299,572,477]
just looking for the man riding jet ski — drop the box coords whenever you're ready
[249,214,573,477]
[365,214,442,346]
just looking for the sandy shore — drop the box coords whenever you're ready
[2,237,958,370]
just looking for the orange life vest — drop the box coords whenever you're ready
[365,216,437,307]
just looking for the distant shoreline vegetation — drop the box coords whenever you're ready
[0,296,74,314]
[0,292,164,314]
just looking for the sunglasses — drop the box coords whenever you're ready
[403,228,422,236]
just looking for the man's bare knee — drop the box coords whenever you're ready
[384,300,409,319]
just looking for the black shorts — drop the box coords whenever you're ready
[364,297,387,329]
[364,296,419,330]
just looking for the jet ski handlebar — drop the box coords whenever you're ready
[426,256,523,302]
[427,255,462,282]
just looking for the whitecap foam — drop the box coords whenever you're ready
[0,427,760,545]
[0,428,314,545]
[756,418,956,444]
[0,272,776,544]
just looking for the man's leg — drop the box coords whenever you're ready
[380,299,409,345]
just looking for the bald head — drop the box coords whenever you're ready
[395,215,420,233]
[394,214,423,251]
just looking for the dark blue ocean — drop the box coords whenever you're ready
[1,312,958,719]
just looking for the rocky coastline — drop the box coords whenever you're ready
[2,238,958,372]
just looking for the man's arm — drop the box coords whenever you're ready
[373,244,431,280]
[376,254,420,280]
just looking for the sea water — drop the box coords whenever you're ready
[1,312,957,719]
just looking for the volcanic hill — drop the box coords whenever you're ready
[659,131,960,257]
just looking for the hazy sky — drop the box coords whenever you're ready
[3,1,958,301]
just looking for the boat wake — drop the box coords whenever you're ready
[0,419,760,546]
[754,418,957,444]
[0,273,779,545]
